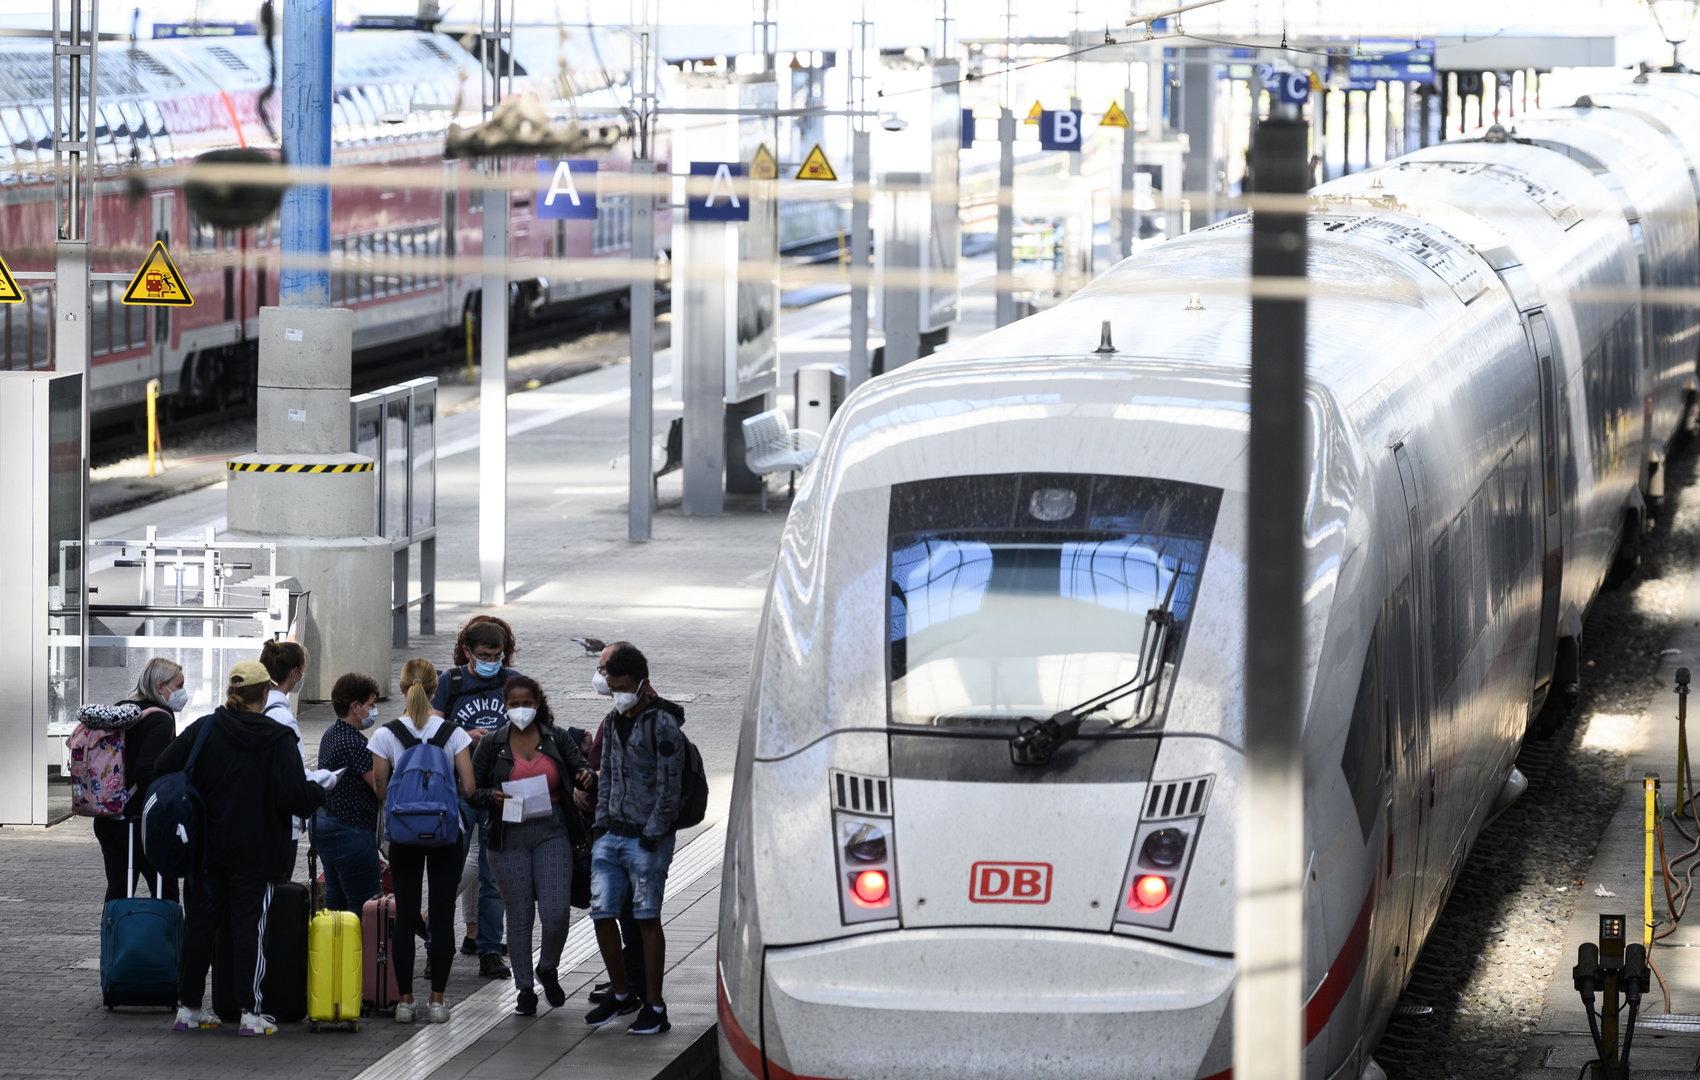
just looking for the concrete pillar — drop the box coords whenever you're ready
[1178,48,1216,228]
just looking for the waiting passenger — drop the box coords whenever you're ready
[434,615,519,980]
[585,643,684,1036]
[372,657,476,1024]
[162,660,336,1036]
[83,657,187,903]
[580,642,647,1009]
[258,639,311,869]
[471,676,596,1015]
[313,672,385,913]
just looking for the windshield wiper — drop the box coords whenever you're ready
[1007,569,1181,767]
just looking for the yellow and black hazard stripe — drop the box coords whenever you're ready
[226,461,375,474]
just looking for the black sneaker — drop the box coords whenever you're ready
[627,1002,670,1036]
[536,966,566,1009]
[459,936,477,956]
[479,953,511,980]
[584,994,640,1027]
[587,981,614,1004]
[514,988,537,1017]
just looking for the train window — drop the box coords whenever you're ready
[30,287,51,368]
[403,230,418,291]
[91,283,111,357]
[359,235,374,301]
[1340,629,1382,840]
[886,472,1222,732]
[331,238,347,305]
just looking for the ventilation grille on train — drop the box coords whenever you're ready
[1143,776,1212,821]
[830,770,891,817]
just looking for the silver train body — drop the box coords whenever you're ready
[717,76,1700,1080]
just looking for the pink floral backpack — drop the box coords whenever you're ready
[69,703,162,818]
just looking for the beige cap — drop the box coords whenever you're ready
[229,660,272,688]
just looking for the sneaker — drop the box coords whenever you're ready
[514,988,538,1017]
[394,1001,416,1025]
[479,953,511,980]
[587,981,614,1005]
[460,935,477,956]
[426,1001,452,1024]
[627,1002,670,1036]
[238,1012,278,1037]
[537,966,566,1009]
[584,993,640,1027]
[172,1006,220,1032]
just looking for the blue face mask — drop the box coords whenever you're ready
[474,658,502,678]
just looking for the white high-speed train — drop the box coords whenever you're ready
[716,74,1700,1080]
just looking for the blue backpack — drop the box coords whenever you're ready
[140,716,215,878]
[383,721,461,847]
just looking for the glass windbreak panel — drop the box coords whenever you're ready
[47,374,85,744]
[410,391,435,534]
[354,402,383,532]
[887,473,1221,733]
[384,397,408,541]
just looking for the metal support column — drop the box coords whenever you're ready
[478,0,514,605]
[1118,87,1137,258]
[628,159,656,540]
[280,0,332,306]
[995,108,1017,326]
[1236,104,1309,1080]
[849,130,872,388]
[1178,48,1216,226]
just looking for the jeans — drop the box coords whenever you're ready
[456,799,504,954]
[589,833,676,920]
[312,812,380,913]
[487,817,573,991]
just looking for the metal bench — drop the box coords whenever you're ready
[741,408,822,511]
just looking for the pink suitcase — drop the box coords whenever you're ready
[362,895,402,1014]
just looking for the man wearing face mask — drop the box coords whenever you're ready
[312,673,385,913]
[584,642,685,1036]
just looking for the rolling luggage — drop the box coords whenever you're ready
[362,893,401,1015]
[307,851,362,1031]
[211,879,309,1024]
[100,828,181,1010]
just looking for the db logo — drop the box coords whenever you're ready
[969,861,1052,904]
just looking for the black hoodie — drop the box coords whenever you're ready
[153,705,327,881]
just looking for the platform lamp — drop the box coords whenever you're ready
[1649,0,1699,72]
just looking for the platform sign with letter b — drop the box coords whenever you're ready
[1039,110,1083,152]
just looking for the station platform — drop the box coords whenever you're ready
[0,263,1001,1080]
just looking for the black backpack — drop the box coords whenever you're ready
[649,718,708,830]
[140,717,215,877]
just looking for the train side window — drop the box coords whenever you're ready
[355,236,371,301]
[1340,627,1382,839]
[31,287,52,368]
[91,282,111,357]
[331,238,347,305]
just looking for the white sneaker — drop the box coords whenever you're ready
[238,1011,277,1037]
[394,1001,416,1024]
[426,1001,451,1024]
[172,1006,220,1031]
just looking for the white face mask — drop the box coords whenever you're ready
[612,691,641,713]
[166,688,190,712]
[508,706,537,730]
[592,671,612,697]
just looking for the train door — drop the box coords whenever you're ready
[1529,310,1565,703]
[149,192,173,384]
[1392,444,1438,945]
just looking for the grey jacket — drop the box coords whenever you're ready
[594,695,686,841]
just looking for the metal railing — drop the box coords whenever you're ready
[350,377,438,648]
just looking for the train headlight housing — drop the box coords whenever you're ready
[830,770,898,925]
[1116,776,1211,931]
[1130,874,1172,910]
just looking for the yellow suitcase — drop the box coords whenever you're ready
[307,907,363,1030]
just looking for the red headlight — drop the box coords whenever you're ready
[852,869,890,906]
[1130,874,1171,910]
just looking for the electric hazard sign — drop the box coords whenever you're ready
[0,254,21,304]
[122,240,194,307]
[750,143,779,180]
[794,143,837,181]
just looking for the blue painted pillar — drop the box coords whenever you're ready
[279,0,333,307]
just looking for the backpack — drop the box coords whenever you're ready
[649,718,708,831]
[384,721,462,847]
[140,716,216,877]
[69,703,158,818]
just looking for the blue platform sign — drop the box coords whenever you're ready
[961,108,976,149]
[1038,109,1083,152]
[536,159,598,220]
[1346,39,1436,89]
[686,162,750,222]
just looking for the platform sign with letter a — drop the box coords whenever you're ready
[1039,110,1083,152]
[121,240,194,307]
[0,254,22,304]
[686,161,750,222]
[536,159,598,220]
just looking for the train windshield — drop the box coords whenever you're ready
[887,473,1221,733]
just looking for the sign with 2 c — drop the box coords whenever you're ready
[1256,63,1311,106]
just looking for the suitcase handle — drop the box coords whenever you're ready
[126,824,164,900]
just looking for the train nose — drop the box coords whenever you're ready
[755,928,1234,1080]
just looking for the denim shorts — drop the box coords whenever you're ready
[589,833,676,920]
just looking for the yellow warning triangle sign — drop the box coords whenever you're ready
[0,254,22,304]
[1024,100,1044,124]
[750,143,779,180]
[795,143,837,181]
[122,240,194,307]
[1101,100,1131,128]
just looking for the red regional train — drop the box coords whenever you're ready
[0,27,667,421]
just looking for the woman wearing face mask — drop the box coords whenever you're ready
[312,672,385,912]
[91,657,187,903]
[258,639,313,869]
[470,676,595,1016]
